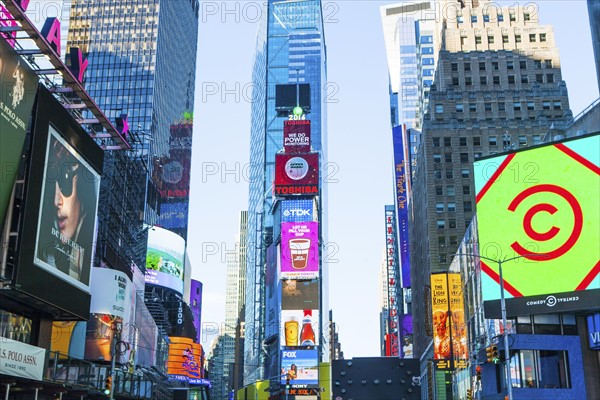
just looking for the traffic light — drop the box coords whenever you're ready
[466,389,473,400]
[103,376,112,395]
[285,374,291,391]
[486,345,499,364]
[476,365,482,381]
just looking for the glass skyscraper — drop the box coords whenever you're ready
[66,0,199,333]
[244,0,328,385]
[67,0,198,153]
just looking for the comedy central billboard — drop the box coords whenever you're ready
[475,134,600,318]
[145,227,185,294]
[274,153,319,196]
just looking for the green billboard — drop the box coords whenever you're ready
[474,134,600,316]
[0,37,38,227]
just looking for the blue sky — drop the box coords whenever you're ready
[189,0,599,357]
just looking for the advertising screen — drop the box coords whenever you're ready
[274,153,319,196]
[430,273,450,362]
[280,199,315,223]
[283,120,311,153]
[280,349,319,386]
[281,309,319,347]
[280,221,319,279]
[33,126,100,291]
[89,267,133,321]
[385,206,400,342]
[145,227,185,294]
[475,134,600,317]
[16,87,103,320]
[448,274,468,361]
[400,314,413,358]
[0,36,38,225]
[153,124,193,199]
[275,83,311,111]
[392,125,411,288]
[282,279,319,310]
[190,280,203,344]
[167,337,203,379]
[159,202,189,229]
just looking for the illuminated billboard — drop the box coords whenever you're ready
[274,153,319,196]
[153,124,193,198]
[280,199,315,223]
[280,221,319,279]
[145,227,185,294]
[0,36,38,225]
[16,87,103,319]
[474,134,600,317]
[159,202,189,229]
[281,309,319,347]
[283,120,311,153]
[392,125,411,288]
[280,349,319,386]
[282,279,319,310]
[167,336,204,380]
[430,273,468,370]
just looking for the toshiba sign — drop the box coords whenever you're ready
[284,120,311,153]
[274,153,319,196]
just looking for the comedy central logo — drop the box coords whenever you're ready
[285,157,309,181]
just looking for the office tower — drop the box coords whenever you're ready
[409,2,572,394]
[244,0,328,387]
[232,211,248,391]
[222,212,248,397]
[589,0,600,94]
[381,1,442,169]
[207,335,227,400]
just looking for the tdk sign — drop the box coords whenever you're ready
[281,200,314,222]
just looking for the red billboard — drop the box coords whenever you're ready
[274,153,319,196]
[284,120,311,153]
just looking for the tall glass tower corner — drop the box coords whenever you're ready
[244,0,328,385]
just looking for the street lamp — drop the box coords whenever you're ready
[458,252,542,400]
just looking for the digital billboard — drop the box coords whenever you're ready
[0,36,38,228]
[448,274,468,361]
[153,124,193,198]
[159,202,189,229]
[475,134,600,317]
[274,153,319,196]
[16,87,103,319]
[384,206,400,356]
[167,337,204,380]
[280,199,315,223]
[89,267,133,321]
[281,309,319,347]
[283,120,311,153]
[190,280,203,344]
[431,273,450,362]
[392,125,411,288]
[280,349,319,386]
[282,279,319,310]
[280,221,319,279]
[145,227,185,294]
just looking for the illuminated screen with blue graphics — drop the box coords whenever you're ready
[474,134,599,317]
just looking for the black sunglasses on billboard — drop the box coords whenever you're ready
[56,163,79,197]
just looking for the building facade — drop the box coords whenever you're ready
[408,2,573,397]
[244,0,328,385]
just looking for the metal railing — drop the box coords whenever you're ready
[45,351,166,399]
